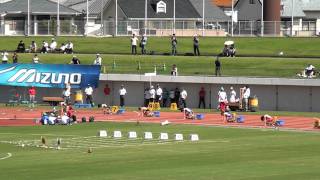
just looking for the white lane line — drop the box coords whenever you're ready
[0,153,12,160]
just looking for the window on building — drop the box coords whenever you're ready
[249,0,255,4]
[157,1,166,13]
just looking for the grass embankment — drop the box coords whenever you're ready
[10,53,320,77]
[0,122,320,179]
[2,36,320,57]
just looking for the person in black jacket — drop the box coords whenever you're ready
[193,35,200,56]
[215,56,221,76]
[16,40,25,53]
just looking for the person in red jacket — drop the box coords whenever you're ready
[28,86,36,109]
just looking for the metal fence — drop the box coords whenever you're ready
[0,19,318,37]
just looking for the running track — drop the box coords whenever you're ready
[0,107,317,131]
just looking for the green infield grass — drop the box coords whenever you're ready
[0,122,320,180]
[9,53,320,77]
[2,36,320,57]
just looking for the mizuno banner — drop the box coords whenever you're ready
[0,64,101,88]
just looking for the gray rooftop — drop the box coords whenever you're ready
[0,0,79,15]
[189,0,230,21]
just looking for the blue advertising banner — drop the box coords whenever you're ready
[0,64,100,88]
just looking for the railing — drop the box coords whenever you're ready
[0,19,318,37]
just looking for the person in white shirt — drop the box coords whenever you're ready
[181,107,194,119]
[66,41,74,54]
[119,85,127,107]
[32,54,40,64]
[131,34,139,55]
[85,84,94,107]
[1,51,8,64]
[155,84,163,103]
[60,43,66,53]
[49,39,57,51]
[180,88,188,108]
[229,86,238,103]
[171,64,178,76]
[149,85,156,103]
[218,87,228,114]
[93,54,102,65]
[305,64,315,78]
[63,87,71,104]
[243,85,251,111]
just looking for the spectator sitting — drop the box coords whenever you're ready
[222,45,229,57]
[305,64,316,78]
[180,107,195,119]
[65,41,74,54]
[59,43,66,53]
[40,41,49,53]
[16,40,25,53]
[1,50,9,64]
[29,41,37,53]
[12,52,18,64]
[93,53,102,65]
[171,64,178,76]
[32,54,40,64]
[49,38,57,52]
[70,55,80,64]
[229,44,236,57]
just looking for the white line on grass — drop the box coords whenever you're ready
[0,153,12,160]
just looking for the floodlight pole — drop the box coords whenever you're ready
[101,0,104,35]
[202,0,205,36]
[231,0,234,37]
[115,0,118,36]
[86,0,89,35]
[261,0,264,37]
[57,0,60,36]
[27,0,30,36]
[173,0,176,34]
[144,0,147,35]
[291,0,294,36]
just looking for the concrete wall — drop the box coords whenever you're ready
[3,74,320,112]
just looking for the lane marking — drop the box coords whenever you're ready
[0,153,12,160]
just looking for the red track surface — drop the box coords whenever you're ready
[0,107,317,131]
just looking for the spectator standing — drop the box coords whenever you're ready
[171,64,178,76]
[1,51,9,64]
[193,34,200,56]
[131,34,138,55]
[162,88,169,107]
[171,34,178,55]
[174,87,180,105]
[93,54,102,65]
[198,87,206,109]
[229,86,237,103]
[32,54,40,64]
[180,88,188,108]
[218,87,228,114]
[144,88,150,107]
[149,85,156,103]
[85,84,94,107]
[169,89,175,104]
[12,52,18,63]
[28,86,36,110]
[140,34,147,55]
[119,85,127,107]
[17,40,25,53]
[70,55,80,64]
[155,84,163,103]
[63,86,71,105]
[103,84,111,103]
[30,41,37,53]
[215,56,221,76]
[243,85,250,111]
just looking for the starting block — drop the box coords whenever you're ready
[74,103,92,108]
[196,114,204,120]
[170,103,177,111]
[117,109,125,114]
